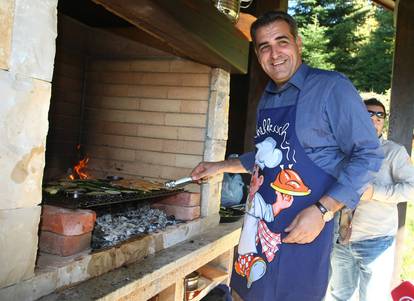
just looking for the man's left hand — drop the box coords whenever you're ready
[282,205,324,244]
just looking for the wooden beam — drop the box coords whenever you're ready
[235,13,257,41]
[91,0,249,73]
[388,0,414,287]
[372,0,395,11]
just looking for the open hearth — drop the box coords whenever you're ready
[0,1,233,299]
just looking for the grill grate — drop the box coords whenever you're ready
[42,179,183,209]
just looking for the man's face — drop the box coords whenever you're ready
[254,20,303,86]
[366,104,385,137]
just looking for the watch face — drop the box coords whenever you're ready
[323,211,334,222]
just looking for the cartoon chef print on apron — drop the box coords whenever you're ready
[231,88,336,301]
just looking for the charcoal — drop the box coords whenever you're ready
[91,205,177,249]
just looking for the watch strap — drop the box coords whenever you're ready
[314,201,328,214]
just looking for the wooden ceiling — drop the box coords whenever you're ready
[58,0,250,74]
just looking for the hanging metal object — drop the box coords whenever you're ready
[212,0,254,24]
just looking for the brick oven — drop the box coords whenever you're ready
[0,0,249,300]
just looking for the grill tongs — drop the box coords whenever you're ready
[164,176,208,189]
[164,176,194,189]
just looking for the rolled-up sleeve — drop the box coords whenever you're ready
[324,78,384,209]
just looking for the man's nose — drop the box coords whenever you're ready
[270,45,280,58]
[371,116,381,123]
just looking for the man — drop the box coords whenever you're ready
[191,11,383,301]
[328,98,414,301]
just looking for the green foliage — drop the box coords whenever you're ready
[290,0,394,93]
[300,16,334,69]
[354,8,395,93]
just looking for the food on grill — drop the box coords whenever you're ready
[42,178,181,209]
[111,178,164,192]
[43,186,61,195]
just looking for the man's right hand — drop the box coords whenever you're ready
[190,161,224,183]
[190,158,248,182]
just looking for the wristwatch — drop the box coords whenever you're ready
[314,201,334,222]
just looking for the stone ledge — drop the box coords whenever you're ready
[0,215,221,301]
[39,221,242,300]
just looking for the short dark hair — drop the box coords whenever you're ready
[250,11,298,48]
[364,98,386,114]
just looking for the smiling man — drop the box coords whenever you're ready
[190,11,383,301]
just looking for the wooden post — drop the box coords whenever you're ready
[243,0,289,153]
[388,0,414,287]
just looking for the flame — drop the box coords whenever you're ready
[69,157,90,180]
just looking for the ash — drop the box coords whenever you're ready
[92,205,177,249]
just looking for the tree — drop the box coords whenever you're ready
[299,16,334,69]
[353,7,395,93]
[290,0,394,93]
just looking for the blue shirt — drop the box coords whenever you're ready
[239,64,383,209]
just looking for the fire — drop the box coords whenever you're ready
[68,145,90,180]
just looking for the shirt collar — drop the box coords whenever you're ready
[265,63,309,93]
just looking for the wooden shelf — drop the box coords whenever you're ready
[186,265,229,301]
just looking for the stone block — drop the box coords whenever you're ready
[0,206,41,288]
[174,153,203,168]
[169,60,211,74]
[162,140,204,155]
[128,85,169,98]
[180,100,208,114]
[0,71,51,210]
[140,98,181,113]
[137,125,178,140]
[130,60,170,72]
[206,91,229,140]
[154,192,200,207]
[210,68,230,94]
[10,0,58,81]
[203,138,227,162]
[165,113,206,128]
[151,204,200,221]
[177,127,206,141]
[40,205,96,236]
[39,231,92,257]
[0,0,14,70]
[167,86,209,100]
[201,179,223,218]
[140,73,210,87]
[160,166,193,181]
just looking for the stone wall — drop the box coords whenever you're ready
[83,59,210,183]
[82,59,230,216]
[0,0,58,288]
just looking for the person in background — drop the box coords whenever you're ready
[328,98,414,301]
[190,11,383,301]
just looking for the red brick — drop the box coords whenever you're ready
[38,231,92,256]
[154,192,200,207]
[41,205,96,235]
[151,203,200,221]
